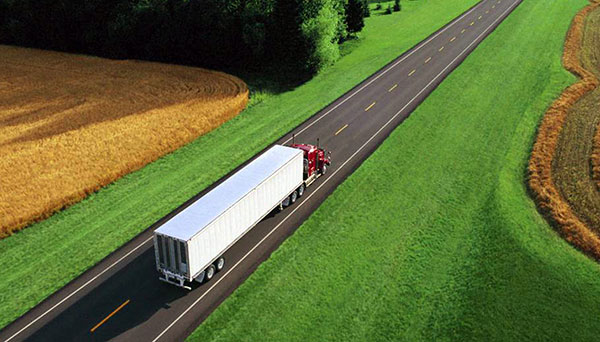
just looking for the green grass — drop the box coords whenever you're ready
[187,0,600,341]
[0,0,479,330]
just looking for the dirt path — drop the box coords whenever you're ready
[0,45,248,237]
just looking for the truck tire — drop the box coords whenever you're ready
[298,184,305,197]
[321,164,327,175]
[290,190,297,204]
[215,257,225,271]
[194,271,206,284]
[282,196,291,208]
[205,264,216,281]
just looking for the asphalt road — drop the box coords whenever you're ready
[0,0,521,340]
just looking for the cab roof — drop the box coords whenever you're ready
[291,143,316,153]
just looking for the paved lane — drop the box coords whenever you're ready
[0,0,521,340]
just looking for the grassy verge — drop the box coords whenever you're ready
[0,0,478,330]
[188,0,600,341]
[553,6,600,231]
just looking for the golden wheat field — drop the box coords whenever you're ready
[0,45,249,238]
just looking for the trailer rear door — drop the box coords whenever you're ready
[156,234,188,276]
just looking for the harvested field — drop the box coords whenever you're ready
[528,0,600,259]
[594,124,600,188]
[0,45,248,238]
[553,5,600,233]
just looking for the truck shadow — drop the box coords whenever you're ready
[26,247,191,342]
[25,197,296,341]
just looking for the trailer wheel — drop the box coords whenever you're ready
[215,257,225,271]
[194,271,206,284]
[297,184,305,197]
[290,190,298,204]
[282,196,291,208]
[205,265,216,281]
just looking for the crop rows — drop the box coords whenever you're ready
[0,46,248,237]
[594,124,600,189]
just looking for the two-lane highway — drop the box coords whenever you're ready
[0,0,521,340]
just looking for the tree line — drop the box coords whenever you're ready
[0,0,370,75]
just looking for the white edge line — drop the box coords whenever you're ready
[3,3,486,341]
[3,236,154,342]
[281,0,485,144]
[152,1,519,341]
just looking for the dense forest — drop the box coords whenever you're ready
[0,0,369,75]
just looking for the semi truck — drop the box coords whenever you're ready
[154,143,331,288]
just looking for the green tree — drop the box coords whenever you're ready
[362,0,371,18]
[268,0,342,74]
[384,4,392,14]
[345,0,366,36]
[393,0,401,12]
[333,0,347,43]
[301,0,340,72]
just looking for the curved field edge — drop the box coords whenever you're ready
[0,0,478,330]
[594,123,600,188]
[189,0,600,341]
[528,0,600,260]
[0,47,249,238]
[551,7,600,232]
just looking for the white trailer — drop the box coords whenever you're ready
[154,145,304,288]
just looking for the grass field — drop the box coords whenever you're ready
[553,6,600,232]
[0,0,479,329]
[188,0,600,341]
[0,46,248,237]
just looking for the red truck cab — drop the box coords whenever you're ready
[291,143,331,186]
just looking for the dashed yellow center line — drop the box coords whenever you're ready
[478,15,482,20]
[335,124,348,136]
[492,4,496,8]
[486,10,489,13]
[470,21,475,26]
[388,84,398,92]
[438,46,444,52]
[365,101,376,111]
[424,57,432,64]
[408,69,416,76]
[450,36,456,42]
[91,299,130,333]
[461,29,466,34]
